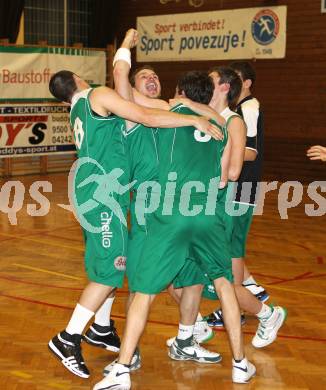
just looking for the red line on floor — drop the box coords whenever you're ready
[0,275,83,291]
[252,272,288,282]
[1,293,326,344]
[0,275,131,294]
[267,272,313,286]
[295,273,326,281]
[0,293,73,311]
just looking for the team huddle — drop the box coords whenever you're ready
[48,29,286,389]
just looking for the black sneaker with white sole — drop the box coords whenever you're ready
[84,320,120,352]
[48,331,90,378]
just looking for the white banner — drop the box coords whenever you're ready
[137,6,287,62]
[0,46,106,100]
[0,104,75,157]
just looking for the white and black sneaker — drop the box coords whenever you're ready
[168,336,222,364]
[166,320,214,347]
[232,357,256,383]
[48,331,90,378]
[84,320,120,352]
[93,363,130,390]
[103,347,141,376]
[252,306,287,348]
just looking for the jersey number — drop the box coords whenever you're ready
[73,117,84,149]
[194,129,211,143]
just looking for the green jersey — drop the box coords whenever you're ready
[125,123,159,190]
[158,104,227,197]
[70,88,130,210]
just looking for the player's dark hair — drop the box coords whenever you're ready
[49,70,77,103]
[229,61,256,86]
[130,65,157,86]
[209,66,242,107]
[177,71,214,105]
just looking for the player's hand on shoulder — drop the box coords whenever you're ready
[195,117,224,141]
[307,145,326,161]
[169,97,191,108]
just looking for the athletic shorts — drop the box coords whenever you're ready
[82,206,128,287]
[173,188,233,290]
[202,202,255,300]
[129,197,233,295]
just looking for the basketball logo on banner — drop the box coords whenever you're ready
[251,9,280,45]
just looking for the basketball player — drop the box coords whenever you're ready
[100,28,218,355]
[205,62,274,328]
[93,70,256,390]
[47,70,220,378]
[171,66,287,350]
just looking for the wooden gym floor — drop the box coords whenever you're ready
[0,173,325,390]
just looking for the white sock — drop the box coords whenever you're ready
[196,313,203,322]
[243,276,257,286]
[233,356,248,367]
[177,323,195,340]
[66,303,94,335]
[256,303,272,320]
[95,297,115,327]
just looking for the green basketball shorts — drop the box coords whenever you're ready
[129,197,233,295]
[82,206,128,287]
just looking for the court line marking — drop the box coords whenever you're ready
[46,382,71,389]
[13,263,83,281]
[266,272,313,286]
[252,272,288,281]
[0,275,84,291]
[0,274,131,294]
[267,284,326,299]
[10,370,33,379]
[1,293,326,343]
[0,232,83,252]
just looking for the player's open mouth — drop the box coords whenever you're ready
[146,82,158,93]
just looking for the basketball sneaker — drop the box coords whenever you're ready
[166,320,214,347]
[204,309,246,328]
[48,331,90,378]
[232,357,256,383]
[243,283,269,302]
[168,336,222,364]
[84,320,120,352]
[252,306,287,348]
[103,347,141,375]
[93,363,130,390]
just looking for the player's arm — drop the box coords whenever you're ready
[227,116,246,181]
[220,136,231,188]
[133,88,170,110]
[90,87,221,139]
[242,105,259,161]
[113,29,137,102]
[307,145,326,162]
[169,97,225,128]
